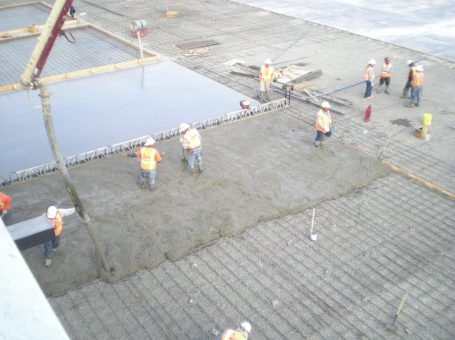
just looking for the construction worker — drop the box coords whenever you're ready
[364,59,376,98]
[377,57,392,94]
[0,192,11,219]
[220,321,252,340]
[128,137,162,190]
[314,101,333,147]
[406,65,424,107]
[43,206,76,267]
[401,60,416,98]
[179,123,203,174]
[259,58,274,101]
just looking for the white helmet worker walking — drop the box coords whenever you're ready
[179,122,203,174]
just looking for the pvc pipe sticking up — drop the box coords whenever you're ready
[310,208,317,241]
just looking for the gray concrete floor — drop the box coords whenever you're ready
[1,0,454,338]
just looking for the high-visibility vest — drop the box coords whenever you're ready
[260,65,274,82]
[220,330,247,340]
[412,72,423,87]
[49,212,63,237]
[315,109,331,132]
[140,147,157,170]
[381,63,392,78]
[364,66,374,81]
[183,129,201,149]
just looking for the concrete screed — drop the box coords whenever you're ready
[1,0,455,338]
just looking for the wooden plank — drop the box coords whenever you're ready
[176,39,220,50]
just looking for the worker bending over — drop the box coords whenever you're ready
[259,58,274,101]
[179,123,203,174]
[377,57,392,94]
[364,59,376,98]
[43,206,75,267]
[221,321,252,340]
[128,137,162,191]
[314,101,333,147]
[0,192,11,220]
[401,60,416,98]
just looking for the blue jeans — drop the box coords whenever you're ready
[315,130,332,141]
[43,236,60,260]
[364,80,372,98]
[186,147,202,170]
[140,169,156,186]
[411,86,421,104]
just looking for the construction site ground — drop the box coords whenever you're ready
[1,0,454,339]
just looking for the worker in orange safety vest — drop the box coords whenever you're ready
[220,321,251,340]
[314,101,333,147]
[406,65,424,107]
[364,59,376,98]
[377,57,392,94]
[0,192,11,219]
[401,60,416,98]
[179,123,203,174]
[128,137,162,190]
[43,206,76,267]
[259,58,274,101]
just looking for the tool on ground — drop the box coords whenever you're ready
[310,208,317,241]
[414,113,432,140]
[387,291,409,332]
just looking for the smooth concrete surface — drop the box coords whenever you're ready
[0,60,256,178]
[0,3,50,32]
[0,219,69,340]
[233,0,455,61]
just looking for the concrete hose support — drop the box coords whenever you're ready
[39,84,113,277]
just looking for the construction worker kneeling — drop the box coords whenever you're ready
[179,123,203,174]
[128,137,162,190]
[314,101,333,147]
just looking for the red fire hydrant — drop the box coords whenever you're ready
[364,105,372,122]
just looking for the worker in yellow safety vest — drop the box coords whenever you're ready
[364,59,376,98]
[406,65,424,108]
[128,137,162,190]
[377,57,392,94]
[179,123,203,174]
[401,60,416,98]
[314,101,333,147]
[220,321,252,340]
[43,206,76,267]
[259,58,274,101]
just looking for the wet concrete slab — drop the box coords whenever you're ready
[0,60,256,179]
[0,3,50,32]
[3,110,389,295]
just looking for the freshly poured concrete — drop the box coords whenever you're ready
[4,111,389,295]
[0,3,50,32]
[0,61,256,178]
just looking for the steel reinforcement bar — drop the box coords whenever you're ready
[1,98,288,186]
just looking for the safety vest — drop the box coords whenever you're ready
[49,212,63,237]
[183,129,201,149]
[412,72,423,87]
[364,66,374,81]
[140,147,157,170]
[220,330,246,340]
[260,65,274,82]
[381,63,392,78]
[315,109,331,132]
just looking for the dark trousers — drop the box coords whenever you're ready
[403,80,412,96]
[364,80,372,98]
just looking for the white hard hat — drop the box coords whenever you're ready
[321,101,331,109]
[407,59,414,66]
[264,58,271,65]
[47,206,58,219]
[416,65,424,72]
[242,101,250,106]
[240,321,252,333]
[144,137,155,146]
[179,123,190,133]
[368,59,376,65]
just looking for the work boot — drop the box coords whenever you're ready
[385,86,390,94]
[415,102,420,107]
[44,259,52,267]
[197,158,203,173]
[188,167,195,175]
[149,184,156,191]
[314,140,321,147]
[404,102,415,108]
